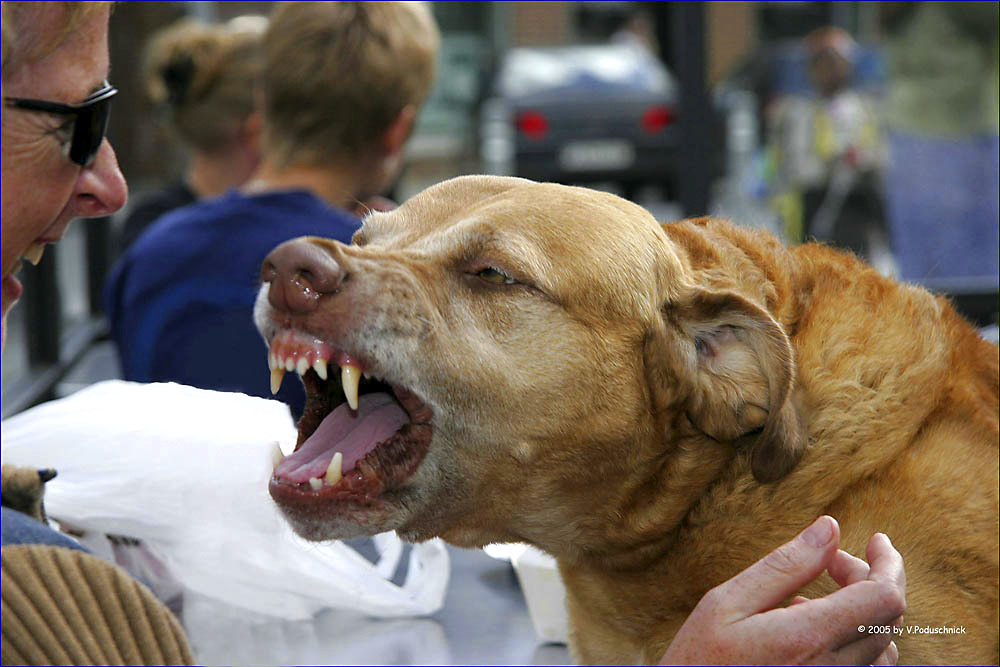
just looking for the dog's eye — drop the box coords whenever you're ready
[476,267,517,285]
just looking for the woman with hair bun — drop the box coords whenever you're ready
[117,15,266,251]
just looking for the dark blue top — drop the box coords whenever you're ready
[104,189,361,417]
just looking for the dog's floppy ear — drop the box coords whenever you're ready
[664,289,805,482]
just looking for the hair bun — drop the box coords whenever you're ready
[160,54,196,106]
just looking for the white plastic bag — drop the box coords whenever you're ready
[1,380,449,620]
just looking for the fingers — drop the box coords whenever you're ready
[797,577,905,653]
[739,531,905,662]
[871,640,899,666]
[827,632,897,666]
[710,516,841,618]
[828,548,870,588]
[865,533,906,636]
[866,533,907,595]
[788,533,905,657]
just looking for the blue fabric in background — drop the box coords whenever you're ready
[884,131,1000,285]
[104,190,361,418]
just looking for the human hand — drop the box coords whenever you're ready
[659,516,906,665]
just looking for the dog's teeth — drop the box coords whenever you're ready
[296,357,310,376]
[313,358,328,380]
[271,442,284,467]
[341,363,361,410]
[23,242,45,266]
[268,352,277,371]
[363,371,371,380]
[325,452,343,486]
[270,368,285,395]
[308,477,323,491]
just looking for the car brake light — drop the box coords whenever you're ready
[641,106,674,134]
[516,111,548,139]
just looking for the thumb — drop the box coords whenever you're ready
[711,515,840,619]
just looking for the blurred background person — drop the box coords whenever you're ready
[878,0,999,285]
[116,14,266,252]
[104,1,440,418]
[765,26,890,267]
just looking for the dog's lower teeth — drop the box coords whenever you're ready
[308,477,323,491]
[325,452,343,486]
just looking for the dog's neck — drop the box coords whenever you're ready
[527,426,739,571]
[547,430,761,665]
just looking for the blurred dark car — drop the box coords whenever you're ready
[479,42,681,199]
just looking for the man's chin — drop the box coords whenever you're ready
[1,271,25,352]
[1,302,11,354]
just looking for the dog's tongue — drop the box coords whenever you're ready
[274,392,409,483]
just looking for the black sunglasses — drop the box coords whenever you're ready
[4,81,117,167]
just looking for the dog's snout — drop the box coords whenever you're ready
[262,239,344,314]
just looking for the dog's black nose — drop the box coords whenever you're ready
[262,239,344,314]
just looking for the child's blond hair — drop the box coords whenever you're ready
[262,1,440,167]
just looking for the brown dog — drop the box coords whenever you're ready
[255,175,998,664]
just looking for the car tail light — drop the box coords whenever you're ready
[516,111,548,139]
[641,105,674,134]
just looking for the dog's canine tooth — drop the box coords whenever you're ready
[341,363,361,410]
[271,442,284,467]
[296,357,310,376]
[268,352,276,371]
[23,242,45,266]
[270,368,285,395]
[313,358,329,381]
[308,477,323,491]
[325,452,343,486]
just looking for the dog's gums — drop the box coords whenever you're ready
[266,328,433,502]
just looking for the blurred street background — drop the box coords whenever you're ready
[3,0,998,416]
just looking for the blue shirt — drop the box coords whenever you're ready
[105,189,361,417]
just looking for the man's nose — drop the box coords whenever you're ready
[71,140,128,218]
[261,239,345,314]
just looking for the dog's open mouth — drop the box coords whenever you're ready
[267,329,433,506]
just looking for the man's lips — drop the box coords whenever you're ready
[1,273,24,312]
[1,241,49,310]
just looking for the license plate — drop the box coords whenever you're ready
[558,140,635,172]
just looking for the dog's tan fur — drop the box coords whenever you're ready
[263,176,998,664]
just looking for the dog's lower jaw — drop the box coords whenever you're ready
[272,496,403,542]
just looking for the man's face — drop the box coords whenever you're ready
[1,4,128,349]
[809,49,850,97]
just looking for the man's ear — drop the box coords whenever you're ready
[664,289,806,482]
